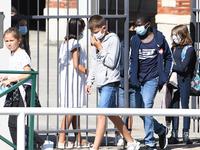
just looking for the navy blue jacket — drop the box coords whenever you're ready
[129,28,173,91]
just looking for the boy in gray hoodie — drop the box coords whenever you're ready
[86,15,140,150]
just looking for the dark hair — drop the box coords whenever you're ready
[135,12,151,24]
[11,6,17,14]
[171,24,193,48]
[87,15,106,30]
[65,18,85,40]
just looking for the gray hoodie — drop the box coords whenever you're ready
[87,33,121,88]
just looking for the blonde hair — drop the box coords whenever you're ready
[171,24,193,48]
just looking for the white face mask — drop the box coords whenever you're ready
[94,27,105,40]
[172,35,181,44]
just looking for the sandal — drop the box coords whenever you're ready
[58,141,74,149]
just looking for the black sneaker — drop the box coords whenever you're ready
[168,136,179,144]
[183,132,193,144]
[144,145,157,150]
[159,124,168,149]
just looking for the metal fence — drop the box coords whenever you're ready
[11,0,130,148]
[191,0,200,133]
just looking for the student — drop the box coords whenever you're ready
[166,24,195,145]
[1,27,54,150]
[116,21,136,146]
[58,18,89,148]
[129,13,173,150]
[86,15,140,150]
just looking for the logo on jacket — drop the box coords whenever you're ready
[159,48,163,54]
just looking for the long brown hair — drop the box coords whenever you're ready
[171,24,193,48]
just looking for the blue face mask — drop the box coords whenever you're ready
[136,23,148,36]
[79,32,84,39]
[19,26,28,35]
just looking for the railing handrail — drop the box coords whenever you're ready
[0,70,39,74]
[0,107,199,116]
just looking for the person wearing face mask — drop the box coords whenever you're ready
[165,24,195,145]
[86,15,140,150]
[129,13,173,150]
[58,18,90,148]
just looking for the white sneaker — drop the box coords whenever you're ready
[127,140,140,150]
[41,140,54,150]
[116,135,124,146]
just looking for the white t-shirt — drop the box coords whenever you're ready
[9,49,32,85]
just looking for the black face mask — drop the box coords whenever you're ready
[129,31,136,41]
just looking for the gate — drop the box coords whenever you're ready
[11,0,130,148]
[191,0,200,133]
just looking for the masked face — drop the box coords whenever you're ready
[19,26,28,35]
[93,27,105,40]
[79,32,84,39]
[135,22,148,36]
[173,35,181,44]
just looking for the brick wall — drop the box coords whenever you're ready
[157,0,191,15]
[47,0,77,8]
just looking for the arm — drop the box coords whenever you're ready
[163,38,173,77]
[1,65,31,87]
[173,47,194,72]
[71,48,88,74]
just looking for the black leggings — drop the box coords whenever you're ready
[7,86,44,149]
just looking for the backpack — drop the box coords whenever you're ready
[181,45,200,96]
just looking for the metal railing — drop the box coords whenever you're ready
[0,107,200,150]
[0,70,38,150]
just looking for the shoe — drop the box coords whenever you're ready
[168,136,179,144]
[57,141,74,148]
[183,132,193,144]
[127,140,140,150]
[74,141,92,148]
[159,124,168,149]
[143,145,157,150]
[41,140,54,150]
[116,135,124,146]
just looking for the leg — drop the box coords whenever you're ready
[58,115,74,143]
[92,115,107,150]
[109,116,134,143]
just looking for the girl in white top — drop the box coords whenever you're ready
[1,27,54,150]
[58,18,89,148]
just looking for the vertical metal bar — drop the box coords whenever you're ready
[57,0,60,143]
[123,2,129,149]
[17,112,25,150]
[29,75,37,150]
[96,0,99,14]
[36,0,40,132]
[46,0,50,135]
[116,0,118,35]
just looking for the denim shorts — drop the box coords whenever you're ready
[97,86,119,108]
[117,87,136,108]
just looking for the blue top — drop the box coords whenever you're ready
[129,27,173,91]
[138,37,158,82]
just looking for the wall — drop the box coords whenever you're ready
[156,0,191,46]
[0,0,13,149]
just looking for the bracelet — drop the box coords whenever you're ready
[16,77,19,82]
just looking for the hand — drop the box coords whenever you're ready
[85,85,91,95]
[0,76,8,82]
[91,36,103,51]
[1,80,11,87]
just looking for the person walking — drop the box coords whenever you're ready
[86,15,140,150]
[129,12,173,150]
[2,27,54,150]
[58,18,90,148]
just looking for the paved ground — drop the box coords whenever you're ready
[1,30,200,150]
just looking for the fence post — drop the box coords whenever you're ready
[29,75,36,150]
[17,112,25,150]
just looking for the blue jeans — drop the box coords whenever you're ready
[97,86,119,108]
[135,77,164,147]
[117,87,136,108]
[170,75,191,136]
